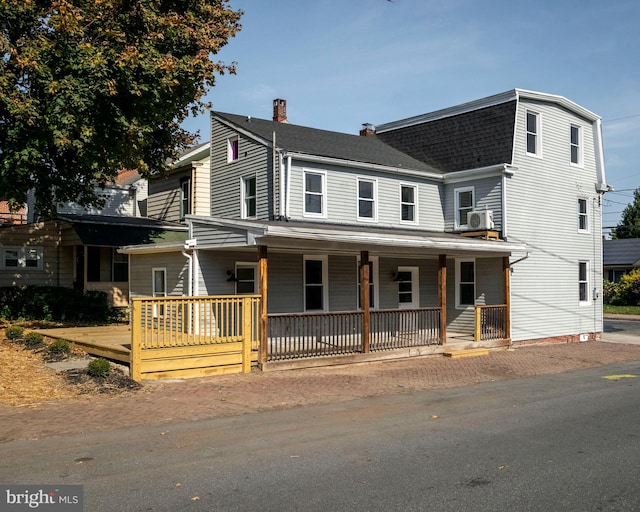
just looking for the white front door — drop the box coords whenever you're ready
[397,266,419,309]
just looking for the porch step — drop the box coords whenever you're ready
[442,348,490,359]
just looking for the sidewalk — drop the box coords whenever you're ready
[1,340,640,443]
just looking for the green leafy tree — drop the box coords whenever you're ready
[611,187,640,239]
[1,0,242,216]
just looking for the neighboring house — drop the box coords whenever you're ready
[0,170,187,307]
[122,91,609,351]
[603,238,640,282]
[147,142,211,223]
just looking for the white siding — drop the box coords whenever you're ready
[193,158,211,217]
[443,176,503,232]
[507,99,603,341]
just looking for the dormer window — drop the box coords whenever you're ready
[227,135,239,162]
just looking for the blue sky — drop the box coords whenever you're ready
[182,0,640,235]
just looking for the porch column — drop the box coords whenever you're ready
[438,254,447,344]
[258,245,268,365]
[503,256,511,340]
[360,250,370,353]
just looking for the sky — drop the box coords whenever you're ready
[181,0,640,236]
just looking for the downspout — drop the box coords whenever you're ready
[181,246,193,296]
[278,152,285,218]
[272,131,277,219]
[285,155,292,218]
[501,172,508,239]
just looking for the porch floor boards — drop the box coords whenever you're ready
[35,325,132,363]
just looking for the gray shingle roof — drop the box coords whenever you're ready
[213,112,441,174]
[603,239,640,267]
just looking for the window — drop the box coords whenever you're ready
[400,184,417,223]
[304,171,326,217]
[357,178,377,221]
[304,256,327,311]
[227,136,239,162]
[578,198,589,232]
[113,250,128,282]
[87,246,102,282]
[235,263,257,294]
[579,261,589,304]
[2,246,43,269]
[456,260,475,308]
[357,257,378,309]
[152,268,167,317]
[570,125,582,165]
[242,176,257,218]
[179,177,191,220]
[526,111,540,156]
[455,187,474,229]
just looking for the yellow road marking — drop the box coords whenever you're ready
[602,374,638,380]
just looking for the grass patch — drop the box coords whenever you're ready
[604,305,640,316]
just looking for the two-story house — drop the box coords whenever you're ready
[122,91,608,363]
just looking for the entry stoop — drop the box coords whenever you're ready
[443,348,490,358]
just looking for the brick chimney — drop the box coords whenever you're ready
[273,99,288,123]
[359,123,376,137]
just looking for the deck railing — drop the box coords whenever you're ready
[130,295,260,380]
[474,304,508,341]
[267,307,442,361]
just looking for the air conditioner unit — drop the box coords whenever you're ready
[468,210,494,230]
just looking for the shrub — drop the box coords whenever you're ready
[5,325,24,341]
[616,269,640,306]
[24,332,44,348]
[0,286,117,323]
[603,280,620,305]
[48,338,71,354]
[87,358,111,378]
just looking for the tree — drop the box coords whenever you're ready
[611,187,640,239]
[0,0,242,216]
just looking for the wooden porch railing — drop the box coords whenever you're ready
[130,295,259,380]
[267,307,441,361]
[474,304,509,342]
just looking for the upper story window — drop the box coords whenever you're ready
[526,111,541,156]
[2,246,43,269]
[227,135,239,163]
[578,198,589,232]
[242,175,257,219]
[579,261,589,305]
[304,170,326,217]
[454,186,474,229]
[400,184,417,223]
[357,178,377,221]
[179,177,191,220]
[570,124,583,165]
[304,255,328,311]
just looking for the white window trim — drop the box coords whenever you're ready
[397,265,419,309]
[179,177,191,221]
[578,197,590,233]
[227,135,239,163]
[399,183,418,225]
[525,110,542,158]
[357,177,378,222]
[302,169,327,218]
[455,258,476,309]
[152,267,167,318]
[235,262,258,294]
[356,255,379,310]
[303,255,328,311]
[1,246,43,270]
[241,174,257,219]
[570,124,583,167]
[454,186,475,230]
[579,261,590,306]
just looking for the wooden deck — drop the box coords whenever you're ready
[36,325,132,363]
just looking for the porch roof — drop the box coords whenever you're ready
[188,217,527,257]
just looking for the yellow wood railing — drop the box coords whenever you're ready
[130,295,259,380]
[474,304,508,342]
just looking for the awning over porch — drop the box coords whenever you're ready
[184,216,528,257]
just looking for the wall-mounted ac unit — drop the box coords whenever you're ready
[468,210,494,230]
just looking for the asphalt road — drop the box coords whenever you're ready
[604,318,640,344]
[2,360,640,512]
